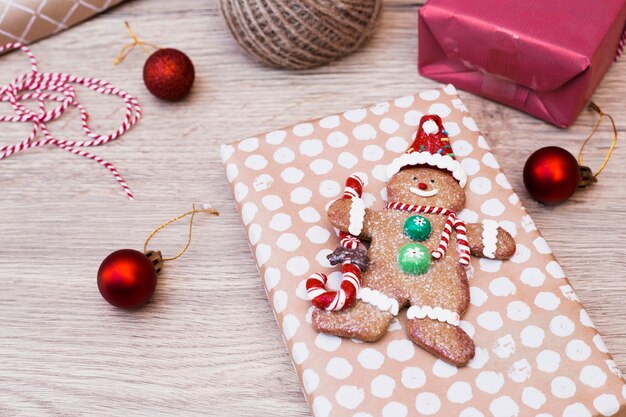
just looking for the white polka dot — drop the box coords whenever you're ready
[551,376,576,399]
[460,321,475,338]
[395,95,415,108]
[315,250,332,268]
[315,333,342,351]
[594,334,609,353]
[226,163,238,182]
[522,387,546,410]
[353,124,377,141]
[291,342,308,364]
[511,244,531,263]
[303,369,319,394]
[286,188,311,206]
[459,407,485,417]
[310,159,333,175]
[496,173,512,189]
[415,392,441,415]
[594,394,620,416]
[566,339,591,361]
[281,167,304,184]
[550,315,575,337]
[300,139,323,157]
[287,256,309,276]
[536,350,561,373]
[293,123,314,137]
[344,108,367,123]
[498,220,516,237]
[313,396,332,417]
[370,101,390,115]
[319,115,340,129]
[264,267,280,290]
[546,261,565,278]
[383,401,407,417]
[560,285,579,302]
[489,277,516,296]
[380,117,400,134]
[521,325,545,348]
[363,145,384,161]
[253,174,273,192]
[326,357,352,379]
[371,375,395,398]
[607,359,621,378]
[299,207,321,223]
[489,396,519,417]
[470,177,492,195]
[429,103,451,118]
[353,348,385,371]
[580,365,607,388]
[266,130,286,144]
[319,180,341,198]
[335,385,364,409]
[563,403,592,417]
[452,140,473,156]
[274,290,288,314]
[477,311,503,330]
[234,182,249,202]
[447,381,472,404]
[306,226,330,244]
[533,237,551,254]
[470,287,488,306]
[463,116,479,131]
[220,144,234,162]
[419,90,441,101]
[468,347,489,369]
[385,136,409,153]
[535,292,560,311]
[248,223,262,245]
[432,359,457,378]
[245,154,268,170]
[444,122,460,136]
[387,339,415,361]
[458,208,478,223]
[480,153,499,169]
[480,258,502,273]
[282,314,299,340]
[508,358,532,382]
[476,135,490,149]
[401,367,426,389]
[327,131,348,148]
[274,147,295,164]
[241,202,258,225]
[520,267,546,287]
[481,198,505,216]
[338,151,358,169]
[579,309,595,328]
[493,334,516,358]
[403,110,423,126]
[476,371,504,394]
[507,301,531,321]
[277,233,301,251]
[461,158,480,175]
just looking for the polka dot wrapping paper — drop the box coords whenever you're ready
[220,85,626,417]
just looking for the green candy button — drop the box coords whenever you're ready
[398,243,431,275]
[403,215,431,242]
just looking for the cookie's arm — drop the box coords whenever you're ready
[327,198,378,240]
[465,220,516,260]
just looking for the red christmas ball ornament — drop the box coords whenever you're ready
[523,146,582,205]
[97,249,162,309]
[143,48,195,101]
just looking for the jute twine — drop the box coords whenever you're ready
[220,0,383,70]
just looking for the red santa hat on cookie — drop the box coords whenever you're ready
[386,114,467,187]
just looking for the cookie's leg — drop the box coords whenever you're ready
[312,300,395,342]
[407,316,475,366]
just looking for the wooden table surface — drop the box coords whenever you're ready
[1,1,624,415]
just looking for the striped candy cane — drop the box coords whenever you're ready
[0,43,141,199]
[306,174,365,311]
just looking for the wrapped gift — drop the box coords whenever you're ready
[418,0,626,128]
[0,0,125,47]
[221,86,626,416]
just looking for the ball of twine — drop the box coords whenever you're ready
[220,0,383,70]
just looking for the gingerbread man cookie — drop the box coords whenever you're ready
[308,115,516,367]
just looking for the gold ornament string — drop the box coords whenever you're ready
[578,101,618,181]
[114,21,161,65]
[143,204,219,262]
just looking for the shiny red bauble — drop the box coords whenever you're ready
[97,249,157,309]
[523,146,581,205]
[143,48,195,101]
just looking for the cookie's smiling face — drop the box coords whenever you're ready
[387,167,465,212]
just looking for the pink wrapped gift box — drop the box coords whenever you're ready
[418,0,626,127]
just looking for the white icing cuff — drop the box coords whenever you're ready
[348,197,366,236]
[357,287,399,316]
[406,305,460,326]
[482,219,499,259]
[386,152,467,187]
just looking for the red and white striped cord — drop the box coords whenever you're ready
[617,27,626,61]
[385,202,471,266]
[0,43,141,199]
[306,174,364,311]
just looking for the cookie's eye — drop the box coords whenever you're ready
[430,179,435,184]
[413,176,418,181]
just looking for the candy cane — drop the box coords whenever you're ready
[306,174,364,311]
